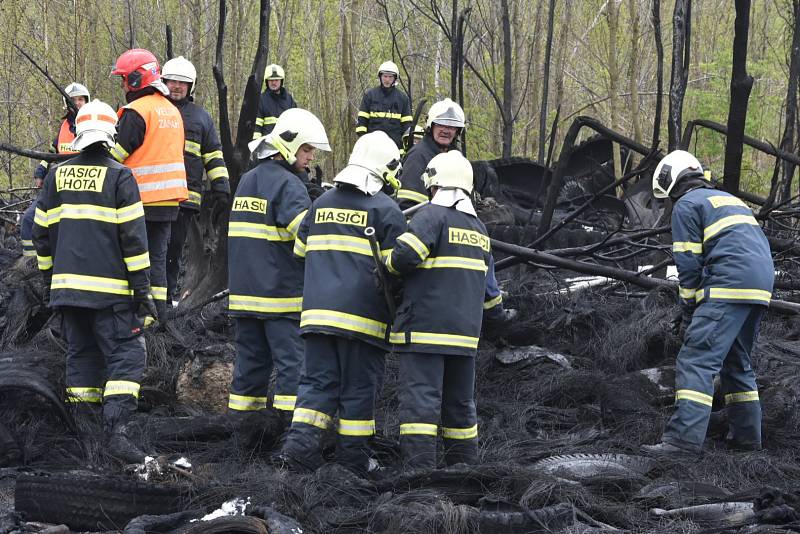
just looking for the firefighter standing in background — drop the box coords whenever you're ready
[226,108,330,421]
[356,61,412,152]
[22,83,90,259]
[641,150,774,457]
[281,131,407,474]
[252,64,297,140]
[161,56,231,305]
[110,48,188,320]
[32,100,155,462]
[385,150,491,471]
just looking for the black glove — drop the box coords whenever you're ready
[133,287,158,327]
[41,273,52,307]
[211,189,230,207]
[671,305,695,340]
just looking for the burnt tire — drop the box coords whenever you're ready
[15,471,188,532]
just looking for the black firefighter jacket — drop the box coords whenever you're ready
[356,86,412,148]
[253,87,297,139]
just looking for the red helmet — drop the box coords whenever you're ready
[111,49,161,90]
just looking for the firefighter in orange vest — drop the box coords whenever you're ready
[110,49,188,319]
[22,83,90,259]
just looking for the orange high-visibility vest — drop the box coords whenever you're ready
[56,120,78,154]
[119,93,188,205]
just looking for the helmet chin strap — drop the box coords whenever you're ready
[271,137,296,165]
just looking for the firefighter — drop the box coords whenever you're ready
[397,98,465,209]
[252,64,297,140]
[641,150,774,457]
[22,83,91,259]
[356,61,412,151]
[110,48,189,320]
[401,124,425,152]
[227,108,330,420]
[161,56,231,305]
[281,131,407,474]
[385,150,490,471]
[31,99,155,463]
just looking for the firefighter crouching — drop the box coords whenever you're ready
[385,150,490,471]
[281,131,407,474]
[226,108,330,421]
[32,100,155,463]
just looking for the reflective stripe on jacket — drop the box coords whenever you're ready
[253,88,297,140]
[672,187,774,307]
[228,159,309,320]
[387,203,490,356]
[296,185,406,348]
[356,86,412,148]
[31,148,150,309]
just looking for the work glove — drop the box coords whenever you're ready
[40,274,52,307]
[133,287,158,328]
[671,305,695,341]
[211,189,230,207]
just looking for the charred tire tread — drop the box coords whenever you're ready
[15,472,187,532]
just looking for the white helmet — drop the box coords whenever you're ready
[334,131,402,196]
[378,61,399,85]
[423,150,473,194]
[63,82,90,108]
[71,99,118,151]
[426,98,466,129]
[652,150,704,199]
[262,64,285,91]
[247,108,331,164]
[162,56,197,95]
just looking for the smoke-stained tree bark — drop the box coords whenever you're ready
[651,0,664,150]
[772,0,800,204]
[722,0,754,194]
[500,0,513,158]
[538,0,556,163]
[668,0,691,151]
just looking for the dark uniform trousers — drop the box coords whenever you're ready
[399,352,478,470]
[229,317,304,412]
[61,304,146,428]
[146,220,172,318]
[664,301,764,452]
[282,334,385,472]
[165,208,195,302]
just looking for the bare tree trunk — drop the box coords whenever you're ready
[651,0,664,150]
[668,0,691,151]
[500,0,513,158]
[627,0,642,147]
[451,0,459,100]
[606,0,621,179]
[772,0,800,204]
[538,0,556,163]
[722,0,753,195]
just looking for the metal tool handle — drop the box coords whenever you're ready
[365,226,396,317]
[402,200,429,217]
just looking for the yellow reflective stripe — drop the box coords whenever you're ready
[273,395,297,411]
[146,200,180,206]
[673,241,703,254]
[151,286,168,301]
[228,294,303,313]
[400,423,438,436]
[400,115,413,122]
[207,167,229,181]
[37,255,53,270]
[255,117,265,126]
[52,273,131,295]
[294,238,307,258]
[38,159,48,169]
[675,389,713,406]
[292,407,333,429]
[391,331,479,349]
[724,391,759,404]
[678,286,696,300]
[202,150,223,164]
[306,234,373,256]
[442,424,478,440]
[124,251,150,272]
[117,202,145,223]
[228,221,293,241]
[187,191,202,205]
[385,252,399,275]
[357,111,370,119]
[21,239,33,247]
[483,294,503,309]
[338,418,376,436]
[397,189,429,204]
[703,214,759,242]
[252,131,263,140]
[355,126,368,133]
[184,140,201,156]
[23,250,37,257]
[706,287,772,302]
[66,387,104,403]
[286,209,307,238]
[396,232,429,261]
[104,380,140,398]
[228,393,268,411]
[262,117,278,125]
[110,143,129,162]
[420,256,487,272]
[368,111,402,119]
[708,195,748,209]
[300,309,387,339]
[34,207,49,227]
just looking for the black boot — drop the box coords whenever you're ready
[400,435,437,471]
[443,438,478,466]
[281,423,326,472]
[104,409,146,464]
